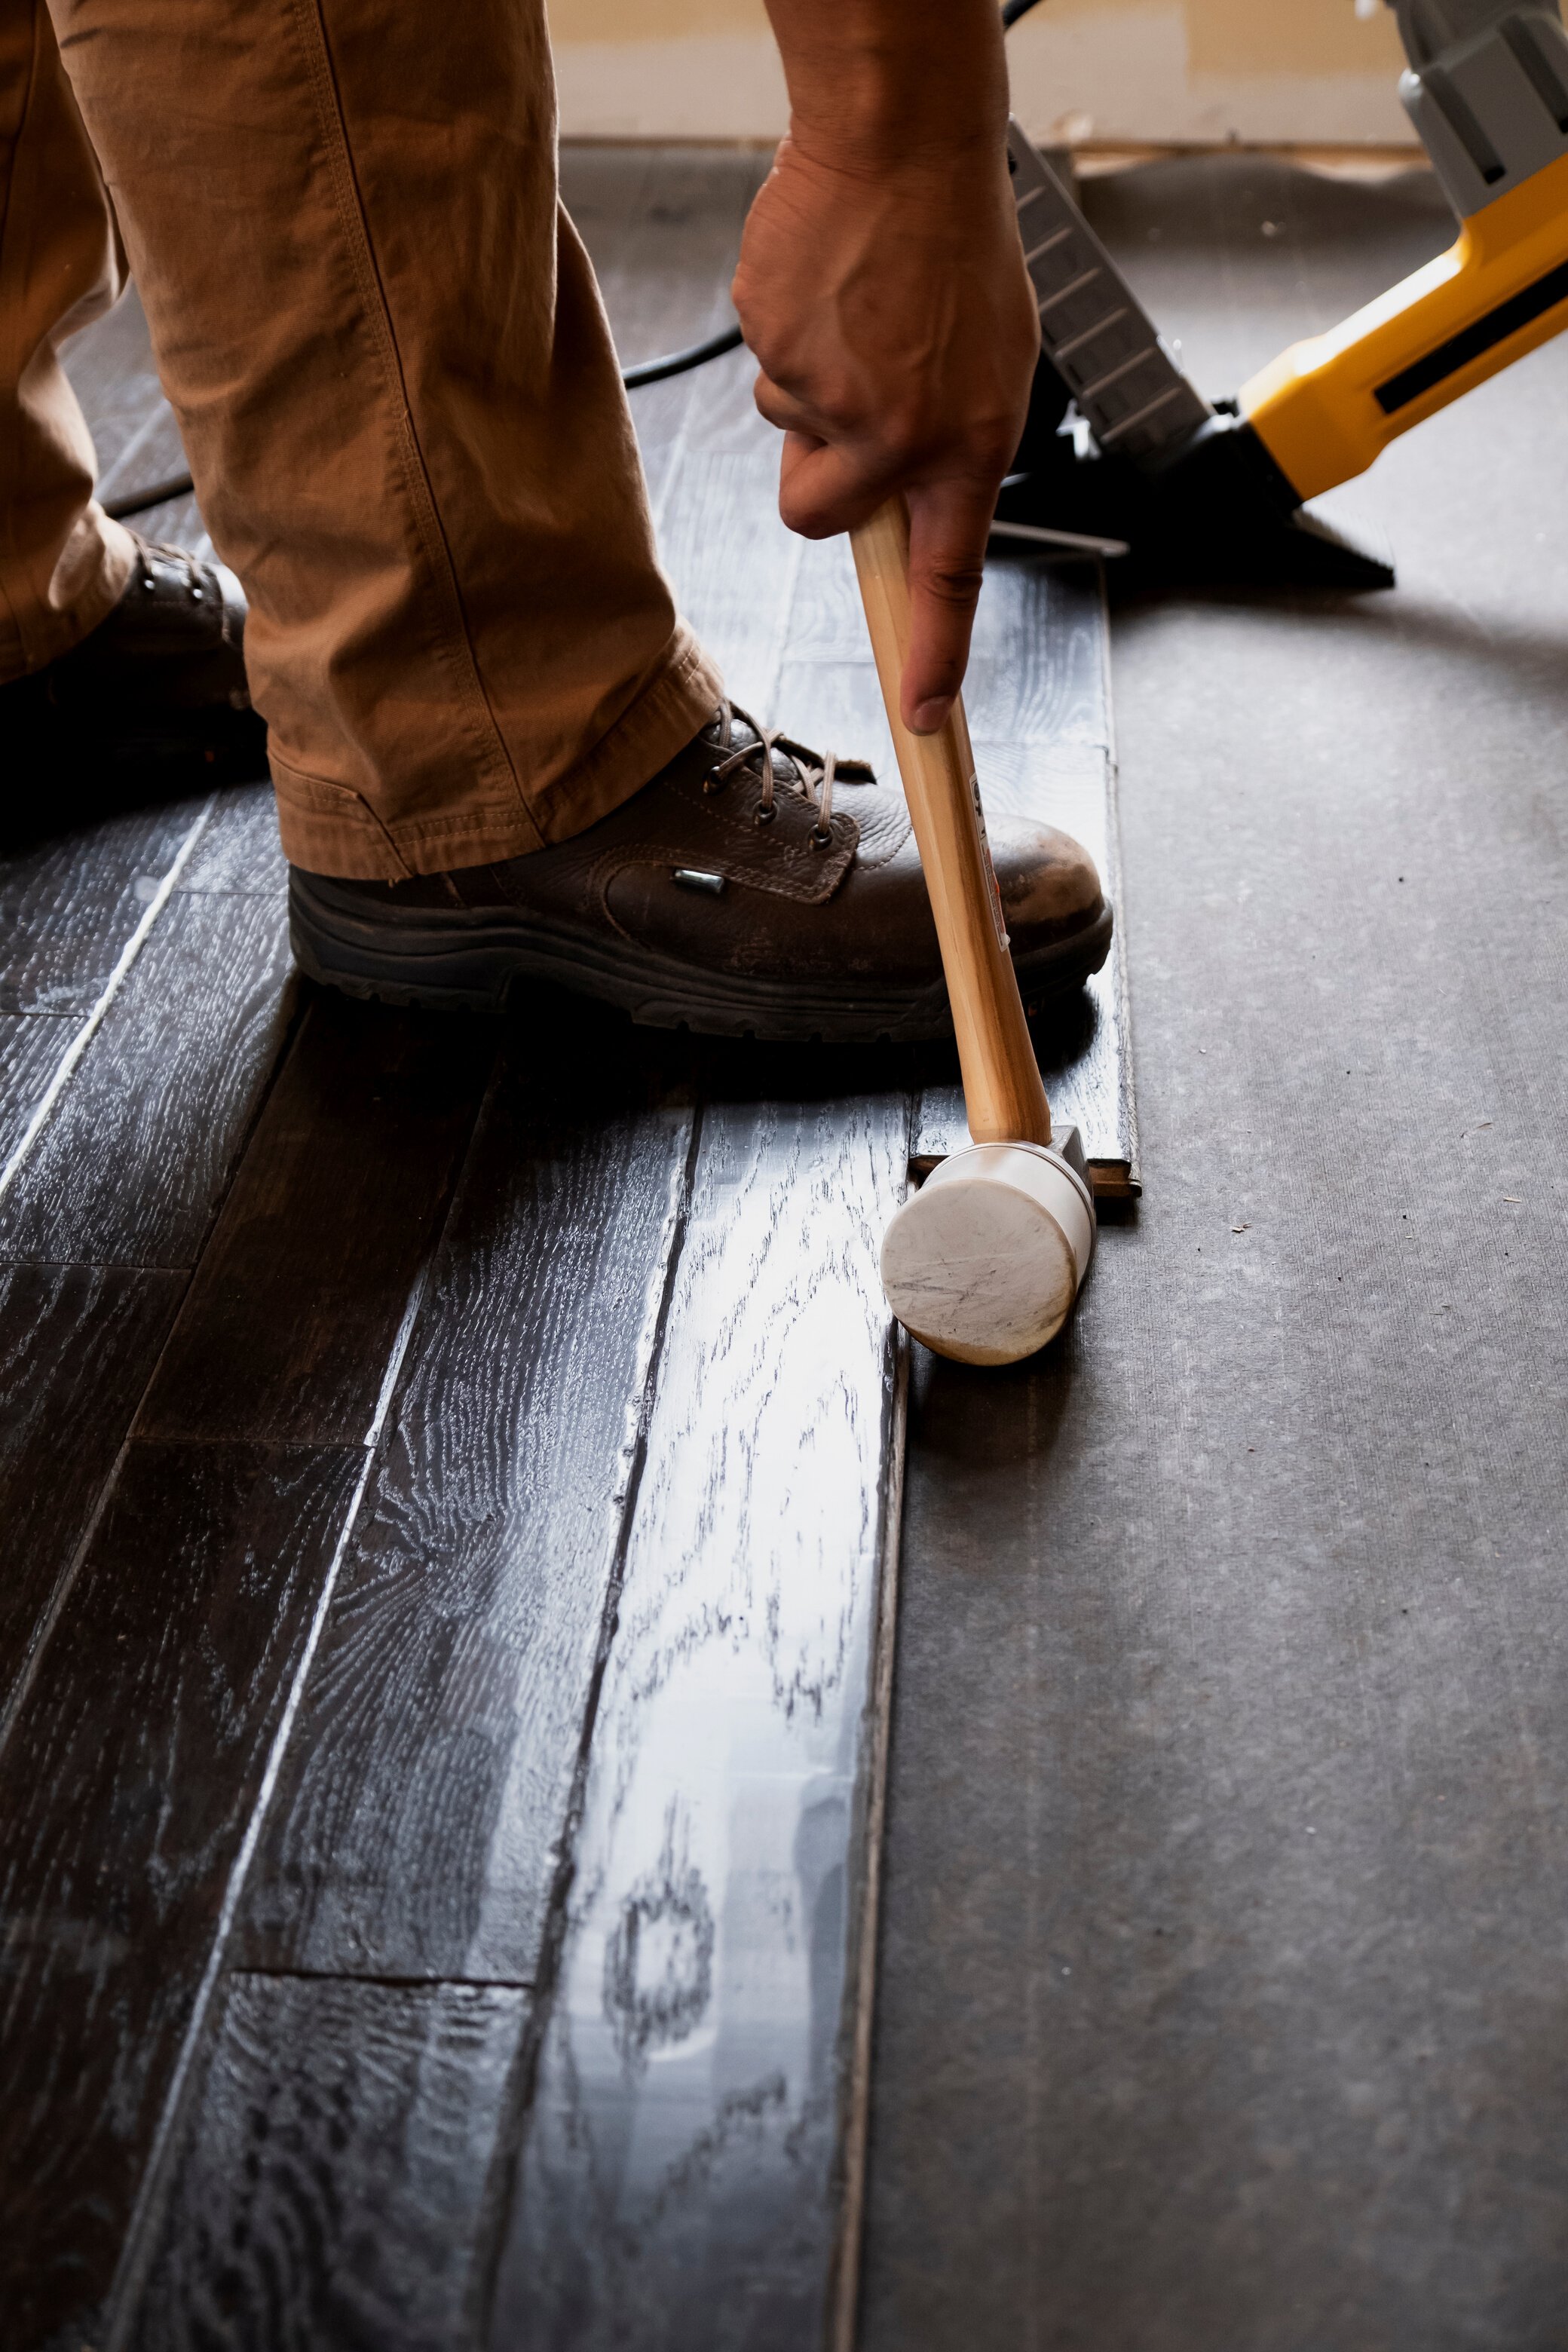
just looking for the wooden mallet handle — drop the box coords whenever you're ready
[850,498,1052,1149]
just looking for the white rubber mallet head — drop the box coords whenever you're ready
[880,1133,1095,1366]
[850,499,1097,1365]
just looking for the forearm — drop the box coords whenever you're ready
[761,0,1011,168]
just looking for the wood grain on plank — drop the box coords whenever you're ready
[115,489,213,559]
[655,432,804,721]
[0,889,295,1269]
[0,1263,185,1724]
[0,1012,72,1174]
[963,551,1113,752]
[0,798,206,1017]
[234,1004,694,1983]
[138,993,495,1447]
[176,782,286,899]
[491,1079,909,2352]
[60,284,171,495]
[0,1441,364,2352]
[63,280,210,550]
[129,1974,527,2352]
[774,539,1109,761]
[585,151,767,522]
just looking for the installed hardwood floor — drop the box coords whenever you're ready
[0,149,1133,2352]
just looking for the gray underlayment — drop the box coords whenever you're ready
[865,158,1568,2352]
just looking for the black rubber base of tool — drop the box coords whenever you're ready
[997,411,1396,594]
[289,870,1115,1043]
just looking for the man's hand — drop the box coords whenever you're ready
[732,0,1038,735]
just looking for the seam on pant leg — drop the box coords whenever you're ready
[285,0,540,840]
[270,750,415,877]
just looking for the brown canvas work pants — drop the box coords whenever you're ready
[0,0,723,877]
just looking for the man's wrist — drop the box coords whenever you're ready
[784,107,1008,179]
[763,0,1009,173]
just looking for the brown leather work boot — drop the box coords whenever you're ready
[289,703,1113,1043]
[1,533,266,789]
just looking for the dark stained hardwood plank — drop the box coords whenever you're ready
[0,797,208,1018]
[0,889,295,1269]
[964,550,1113,753]
[654,413,804,720]
[60,284,170,495]
[138,994,495,1447]
[94,399,188,513]
[0,1012,72,1175]
[0,1263,185,1726]
[490,1078,910,2352]
[128,1974,527,2352]
[776,532,1110,751]
[0,1441,366,2352]
[567,148,769,522]
[63,283,212,552]
[124,489,212,559]
[483,299,1132,2335]
[233,1004,695,1982]
[176,781,286,899]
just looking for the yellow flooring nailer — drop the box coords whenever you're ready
[997,0,1568,587]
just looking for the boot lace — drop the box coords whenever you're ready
[701,700,871,850]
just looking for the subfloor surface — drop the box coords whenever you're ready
[862,155,1568,2352]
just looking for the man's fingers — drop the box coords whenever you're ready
[752,369,813,437]
[755,363,1001,721]
[901,481,994,734]
[771,410,893,541]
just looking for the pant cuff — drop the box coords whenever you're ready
[272,623,726,880]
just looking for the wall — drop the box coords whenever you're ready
[547,0,1416,147]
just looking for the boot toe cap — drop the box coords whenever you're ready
[990,818,1106,941]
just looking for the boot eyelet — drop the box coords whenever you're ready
[754,804,776,827]
[703,767,725,795]
[809,824,833,850]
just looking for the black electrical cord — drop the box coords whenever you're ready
[103,0,1046,520]
[102,472,197,521]
[621,317,744,388]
